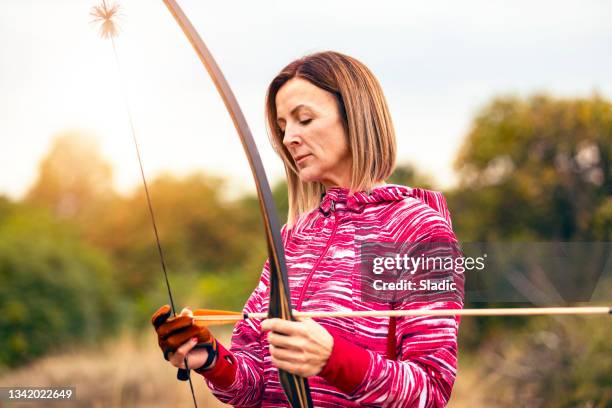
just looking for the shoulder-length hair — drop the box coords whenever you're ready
[265,51,396,226]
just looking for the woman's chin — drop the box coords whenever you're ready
[297,169,322,184]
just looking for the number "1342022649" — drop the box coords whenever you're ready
[2,387,75,401]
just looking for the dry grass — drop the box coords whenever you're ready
[0,330,232,408]
[448,356,496,408]
[0,331,515,408]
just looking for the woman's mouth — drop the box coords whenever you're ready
[295,154,312,165]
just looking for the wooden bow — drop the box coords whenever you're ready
[161,1,313,407]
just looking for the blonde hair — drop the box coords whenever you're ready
[265,51,396,226]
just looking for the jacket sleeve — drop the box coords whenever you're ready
[320,200,464,407]
[320,300,461,407]
[198,260,272,406]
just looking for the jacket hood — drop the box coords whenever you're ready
[319,184,452,226]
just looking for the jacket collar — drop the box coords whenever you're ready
[319,184,411,215]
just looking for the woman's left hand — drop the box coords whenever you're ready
[262,317,334,377]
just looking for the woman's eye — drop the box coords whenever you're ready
[299,118,312,125]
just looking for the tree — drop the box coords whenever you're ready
[0,200,118,368]
[450,93,611,241]
[389,163,434,190]
[447,93,612,404]
[26,132,115,220]
[86,173,265,297]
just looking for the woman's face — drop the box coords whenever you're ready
[276,78,352,188]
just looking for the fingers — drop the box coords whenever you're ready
[267,330,305,351]
[161,323,214,352]
[153,305,217,372]
[161,325,201,351]
[263,318,308,351]
[151,304,172,329]
[156,315,193,338]
[169,337,198,369]
[180,307,193,317]
[269,343,304,364]
[261,318,305,336]
[151,305,192,330]
[265,317,334,378]
[269,351,308,377]
[192,325,214,343]
[154,304,215,357]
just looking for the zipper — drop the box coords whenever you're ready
[295,213,339,310]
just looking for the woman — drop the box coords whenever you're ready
[152,51,463,407]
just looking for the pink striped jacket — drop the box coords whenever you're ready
[200,185,463,407]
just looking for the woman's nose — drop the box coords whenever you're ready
[282,125,302,147]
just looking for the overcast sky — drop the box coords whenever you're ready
[1,0,611,199]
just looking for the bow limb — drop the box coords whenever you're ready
[160,1,313,407]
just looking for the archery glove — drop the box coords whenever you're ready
[151,304,218,372]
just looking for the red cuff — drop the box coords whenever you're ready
[195,341,237,390]
[319,332,371,394]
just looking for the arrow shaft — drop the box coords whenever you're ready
[193,306,611,323]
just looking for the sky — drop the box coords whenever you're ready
[1,0,611,199]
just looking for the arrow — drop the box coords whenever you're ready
[189,306,611,325]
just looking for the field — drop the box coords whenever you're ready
[0,327,493,408]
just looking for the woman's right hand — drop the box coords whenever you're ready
[151,305,218,372]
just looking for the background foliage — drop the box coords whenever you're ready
[0,93,610,405]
